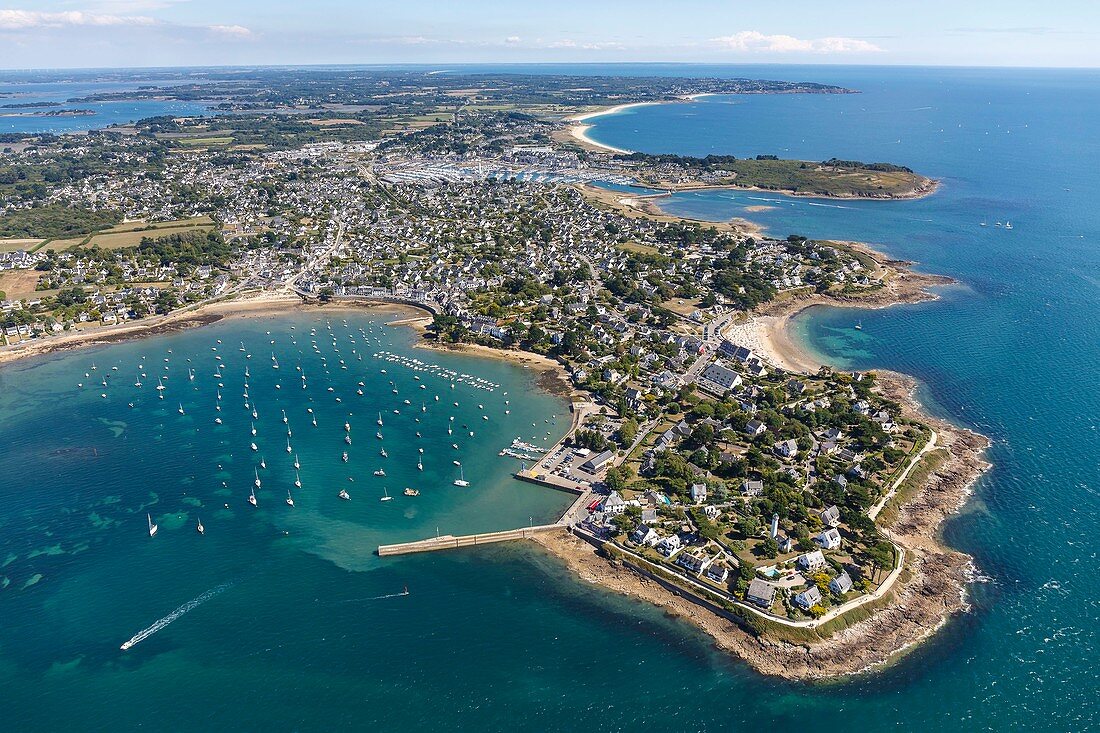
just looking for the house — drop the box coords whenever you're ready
[746,578,776,608]
[793,586,823,611]
[701,362,742,391]
[677,551,709,573]
[819,504,841,527]
[656,535,682,556]
[580,450,615,474]
[815,527,842,550]
[744,419,766,437]
[640,508,658,524]
[689,483,708,503]
[829,571,854,595]
[703,505,721,521]
[773,439,799,459]
[797,550,827,571]
[705,564,729,583]
[777,534,794,553]
[741,479,764,497]
[599,491,627,515]
[630,524,660,546]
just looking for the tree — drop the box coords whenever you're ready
[605,465,633,493]
[759,536,779,559]
[618,418,638,445]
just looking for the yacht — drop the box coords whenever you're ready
[338,488,351,501]
[147,513,158,537]
[377,413,383,426]
[404,488,420,497]
[294,471,302,489]
[196,518,204,535]
[380,447,388,458]
[254,469,261,488]
[380,487,393,502]
[286,489,295,507]
[453,467,470,487]
[249,487,258,507]
[294,453,301,470]
[251,422,257,436]
[178,403,185,415]
[342,451,349,463]
[286,436,293,453]
[374,468,386,477]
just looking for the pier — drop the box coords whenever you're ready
[378,524,561,556]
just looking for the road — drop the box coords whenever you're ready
[285,216,345,292]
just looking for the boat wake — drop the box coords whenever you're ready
[119,581,235,651]
[332,588,410,603]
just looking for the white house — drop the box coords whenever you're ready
[793,586,823,610]
[797,550,827,571]
[815,527,842,550]
[829,571,854,595]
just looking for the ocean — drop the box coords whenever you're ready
[1,65,1097,730]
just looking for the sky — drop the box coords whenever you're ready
[1,1,1099,70]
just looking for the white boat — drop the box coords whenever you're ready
[380,487,393,502]
[342,451,349,463]
[338,488,351,501]
[454,467,470,487]
[251,422,257,436]
[377,413,383,426]
[376,431,383,440]
[294,453,301,470]
[260,456,266,469]
[249,487,258,507]
[282,410,288,424]
[286,437,293,453]
[374,469,386,477]
[294,471,302,488]
[286,489,295,507]
[178,403,185,415]
[196,518,204,535]
[147,513,158,537]
[251,442,258,452]
[255,469,261,488]
[380,447,388,458]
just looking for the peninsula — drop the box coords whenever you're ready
[0,67,986,679]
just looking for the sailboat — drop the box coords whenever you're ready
[254,469,262,488]
[196,517,204,535]
[342,451,349,463]
[377,413,383,427]
[380,487,393,502]
[855,320,863,331]
[178,403,185,415]
[286,489,295,507]
[282,410,288,424]
[286,436,293,453]
[251,422,257,436]
[454,466,470,487]
[147,513,158,537]
[249,487,258,507]
[338,488,351,501]
[294,471,302,488]
[294,453,301,470]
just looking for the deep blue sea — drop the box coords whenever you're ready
[1,65,1097,731]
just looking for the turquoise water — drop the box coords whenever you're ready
[3,65,1099,731]
[586,66,1099,728]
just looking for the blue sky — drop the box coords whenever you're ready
[1,1,1099,69]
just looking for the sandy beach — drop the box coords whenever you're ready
[562,102,663,154]
[0,291,428,369]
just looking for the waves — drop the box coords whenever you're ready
[119,581,234,650]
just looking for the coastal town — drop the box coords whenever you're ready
[0,70,986,677]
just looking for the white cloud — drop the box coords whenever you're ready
[0,9,157,29]
[207,23,252,38]
[710,30,882,54]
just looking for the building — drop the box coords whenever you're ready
[689,483,708,503]
[744,419,766,437]
[797,550,827,571]
[599,491,627,515]
[580,449,615,474]
[656,535,682,556]
[829,571,854,595]
[746,578,776,608]
[701,361,743,391]
[773,439,799,458]
[630,524,660,546]
[815,527,842,550]
[793,586,823,611]
[819,504,841,527]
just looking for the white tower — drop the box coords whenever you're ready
[770,513,779,539]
